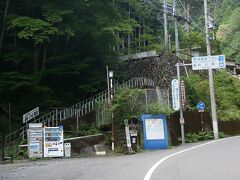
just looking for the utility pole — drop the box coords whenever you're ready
[184,0,191,59]
[163,0,168,50]
[204,0,219,139]
[177,63,185,144]
[174,0,185,144]
[127,5,131,54]
[184,0,190,33]
[173,0,179,57]
[0,0,9,55]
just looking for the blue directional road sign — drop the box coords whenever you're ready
[192,55,226,70]
[197,102,206,111]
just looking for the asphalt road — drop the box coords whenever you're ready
[1,136,240,180]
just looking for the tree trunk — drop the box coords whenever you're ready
[33,44,41,73]
[0,142,3,161]
[14,33,17,47]
[0,0,10,55]
[143,18,145,49]
[42,42,47,70]
[138,25,141,53]
[117,32,120,50]
[134,28,137,53]
[127,5,131,54]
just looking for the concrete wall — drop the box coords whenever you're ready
[64,134,107,156]
[119,51,157,61]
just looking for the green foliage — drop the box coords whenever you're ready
[110,88,145,124]
[1,0,239,143]
[0,72,60,139]
[215,0,240,24]
[113,146,124,154]
[8,16,58,44]
[42,7,73,24]
[4,140,28,160]
[147,102,174,115]
[103,19,139,35]
[111,88,173,125]
[180,31,206,51]
[69,123,101,137]
[219,132,226,138]
[214,71,240,120]
[183,131,214,143]
[185,71,240,120]
[29,157,37,161]
[218,7,240,63]
[1,0,123,141]
[215,0,240,62]
[183,131,226,143]
[185,133,199,143]
[184,74,209,110]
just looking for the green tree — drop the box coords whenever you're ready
[185,71,240,120]
[8,16,58,73]
[111,88,146,124]
[218,7,240,63]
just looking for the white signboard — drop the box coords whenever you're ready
[23,107,39,123]
[192,55,225,70]
[171,79,180,110]
[125,126,131,148]
[145,119,164,140]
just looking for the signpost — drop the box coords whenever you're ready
[192,55,225,70]
[197,102,206,131]
[23,107,39,123]
[180,80,187,111]
[192,53,226,139]
[197,102,206,112]
[141,114,168,149]
[171,79,180,111]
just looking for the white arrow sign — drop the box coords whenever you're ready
[171,79,180,110]
[23,107,39,123]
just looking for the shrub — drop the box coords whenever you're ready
[69,123,101,137]
[180,131,226,143]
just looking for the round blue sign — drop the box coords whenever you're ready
[197,102,206,111]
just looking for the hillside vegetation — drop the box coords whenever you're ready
[1,0,240,142]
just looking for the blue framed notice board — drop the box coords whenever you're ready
[141,114,169,149]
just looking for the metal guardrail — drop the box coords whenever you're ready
[5,77,155,145]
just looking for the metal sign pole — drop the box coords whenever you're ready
[201,112,204,131]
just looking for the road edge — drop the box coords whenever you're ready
[143,136,239,180]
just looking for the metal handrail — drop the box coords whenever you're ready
[5,77,155,145]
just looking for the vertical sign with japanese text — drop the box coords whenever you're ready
[171,79,180,110]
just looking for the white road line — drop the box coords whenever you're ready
[143,136,239,180]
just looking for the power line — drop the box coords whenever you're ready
[177,0,240,57]
[177,0,205,33]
